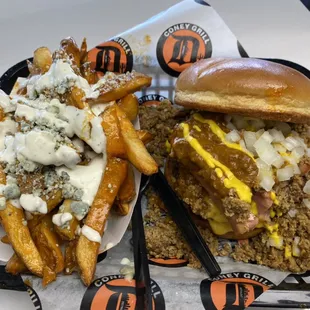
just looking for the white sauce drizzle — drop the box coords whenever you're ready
[52,212,73,227]
[0,119,17,151]
[56,155,106,205]
[20,194,47,214]
[81,225,101,243]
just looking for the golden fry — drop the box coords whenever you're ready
[118,94,139,121]
[115,106,158,175]
[0,202,43,277]
[54,200,79,241]
[32,214,64,286]
[101,106,126,158]
[89,72,151,103]
[64,239,78,275]
[114,201,130,216]
[80,37,88,65]
[76,158,127,286]
[1,234,9,244]
[60,37,81,67]
[81,62,99,84]
[136,130,153,145]
[118,164,136,203]
[67,86,87,109]
[33,47,52,73]
[6,253,27,275]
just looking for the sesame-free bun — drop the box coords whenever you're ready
[175,58,310,124]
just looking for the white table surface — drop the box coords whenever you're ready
[1,0,310,76]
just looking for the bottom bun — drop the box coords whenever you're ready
[164,157,263,240]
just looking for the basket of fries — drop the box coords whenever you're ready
[0,37,158,287]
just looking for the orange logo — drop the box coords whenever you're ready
[149,258,188,268]
[138,94,168,107]
[156,23,212,77]
[80,275,165,310]
[200,272,275,309]
[88,37,133,75]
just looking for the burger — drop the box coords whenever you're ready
[164,58,310,271]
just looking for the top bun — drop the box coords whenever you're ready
[175,58,310,123]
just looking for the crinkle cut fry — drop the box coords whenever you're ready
[76,157,127,286]
[0,168,44,277]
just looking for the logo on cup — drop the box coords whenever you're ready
[80,274,165,310]
[88,37,133,74]
[200,272,275,309]
[138,94,168,106]
[156,23,212,77]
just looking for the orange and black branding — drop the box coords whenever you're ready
[149,258,188,268]
[138,94,168,106]
[80,274,165,310]
[88,37,133,74]
[194,0,210,5]
[156,23,212,77]
[200,272,275,310]
[26,284,42,310]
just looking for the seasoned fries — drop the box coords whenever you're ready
[0,37,157,286]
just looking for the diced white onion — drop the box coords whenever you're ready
[226,122,236,131]
[259,174,275,191]
[239,139,247,151]
[277,166,294,181]
[281,140,295,151]
[282,155,297,166]
[233,116,248,130]
[255,129,265,139]
[268,129,285,142]
[288,209,297,218]
[307,148,310,157]
[291,147,305,160]
[244,131,257,153]
[224,115,232,123]
[292,237,301,257]
[250,119,265,131]
[254,137,279,166]
[225,130,241,143]
[275,122,291,136]
[292,164,301,175]
[256,158,270,170]
[286,137,301,148]
[260,131,274,143]
[303,198,310,209]
[273,144,286,153]
[303,180,310,194]
[272,154,285,169]
[268,235,283,249]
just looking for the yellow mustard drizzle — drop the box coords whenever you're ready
[193,125,201,132]
[215,168,223,178]
[181,123,252,203]
[264,223,278,233]
[270,209,276,218]
[285,245,292,258]
[165,140,171,153]
[251,201,258,216]
[270,191,279,206]
[193,114,255,161]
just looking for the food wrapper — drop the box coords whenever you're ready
[1,0,310,309]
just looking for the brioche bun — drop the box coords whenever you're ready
[175,58,310,124]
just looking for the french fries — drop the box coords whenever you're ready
[101,106,126,157]
[54,200,79,241]
[1,234,9,244]
[115,106,158,175]
[88,72,151,104]
[137,130,153,145]
[118,94,139,121]
[0,37,157,288]
[76,158,127,286]
[33,47,52,73]
[6,253,27,275]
